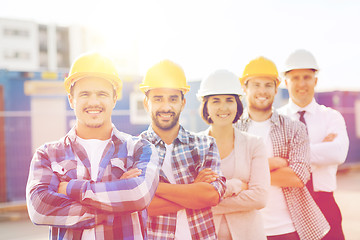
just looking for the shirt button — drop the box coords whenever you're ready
[169,233,174,239]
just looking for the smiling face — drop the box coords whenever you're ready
[68,77,116,137]
[244,77,277,113]
[285,69,317,108]
[206,95,238,127]
[144,88,185,132]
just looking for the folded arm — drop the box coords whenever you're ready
[213,139,270,214]
[26,149,108,228]
[66,141,160,213]
[155,181,220,210]
[271,123,310,187]
[310,113,349,166]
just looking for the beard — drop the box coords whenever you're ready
[151,111,180,131]
[247,97,274,113]
[84,121,104,128]
[248,102,273,112]
[78,106,106,129]
[79,116,105,129]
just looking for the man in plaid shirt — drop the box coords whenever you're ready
[26,52,160,240]
[235,57,329,240]
[139,60,226,240]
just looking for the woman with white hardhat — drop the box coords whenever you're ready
[197,69,270,240]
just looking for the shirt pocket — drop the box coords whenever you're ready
[51,160,78,181]
[101,158,127,180]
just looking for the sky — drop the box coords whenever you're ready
[1,0,360,90]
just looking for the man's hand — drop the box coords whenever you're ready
[194,168,218,183]
[323,133,337,142]
[120,168,142,179]
[58,182,68,195]
[268,157,288,171]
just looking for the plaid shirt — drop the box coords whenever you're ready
[26,126,160,240]
[140,125,226,240]
[235,110,330,240]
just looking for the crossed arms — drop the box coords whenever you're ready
[148,168,221,216]
[26,140,160,228]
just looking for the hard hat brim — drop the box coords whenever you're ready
[64,72,122,99]
[139,84,190,94]
[240,75,281,87]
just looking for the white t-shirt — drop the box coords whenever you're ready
[248,119,295,236]
[162,143,192,240]
[76,137,143,240]
[76,137,110,240]
[77,137,110,181]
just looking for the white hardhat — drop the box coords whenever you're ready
[197,69,243,100]
[283,49,319,74]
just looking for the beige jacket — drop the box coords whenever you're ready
[208,128,270,240]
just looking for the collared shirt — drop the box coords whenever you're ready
[278,98,349,192]
[235,110,330,240]
[26,126,160,240]
[140,125,226,240]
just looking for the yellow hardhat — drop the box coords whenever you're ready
[64,52,122,98]
[139,60,190,94]
[240,56,280,87]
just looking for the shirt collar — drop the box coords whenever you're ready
[145,124,190,145]
[288,98,318,115]
[65,124,125,145]
[241,108,281,128]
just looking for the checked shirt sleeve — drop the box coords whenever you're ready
[26,147,109,229]
[287,121,311,184]
[66,138,160,213]
[201,137,226,199]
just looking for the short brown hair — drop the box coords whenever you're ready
[200,95,243,124]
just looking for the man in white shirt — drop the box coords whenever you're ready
[279,49,349,240]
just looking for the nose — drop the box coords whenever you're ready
[298,78,307,87]
[159,99,172,112]
[219,102,228,111]
[88,94,101,105]
[257,85,268,94]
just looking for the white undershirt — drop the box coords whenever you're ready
[77,137,110,240]
[248,119,295,236]
[76,137,143,240]
[162,143,192,240]
[77,137,110,181]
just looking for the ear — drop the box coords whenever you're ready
[285,78,289,89]
[315,77,318,86]
[242,85,248,95]
[68,94,75,109]
[112,95,117,109]
[143,97,149,113]
[180,97,186,112]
